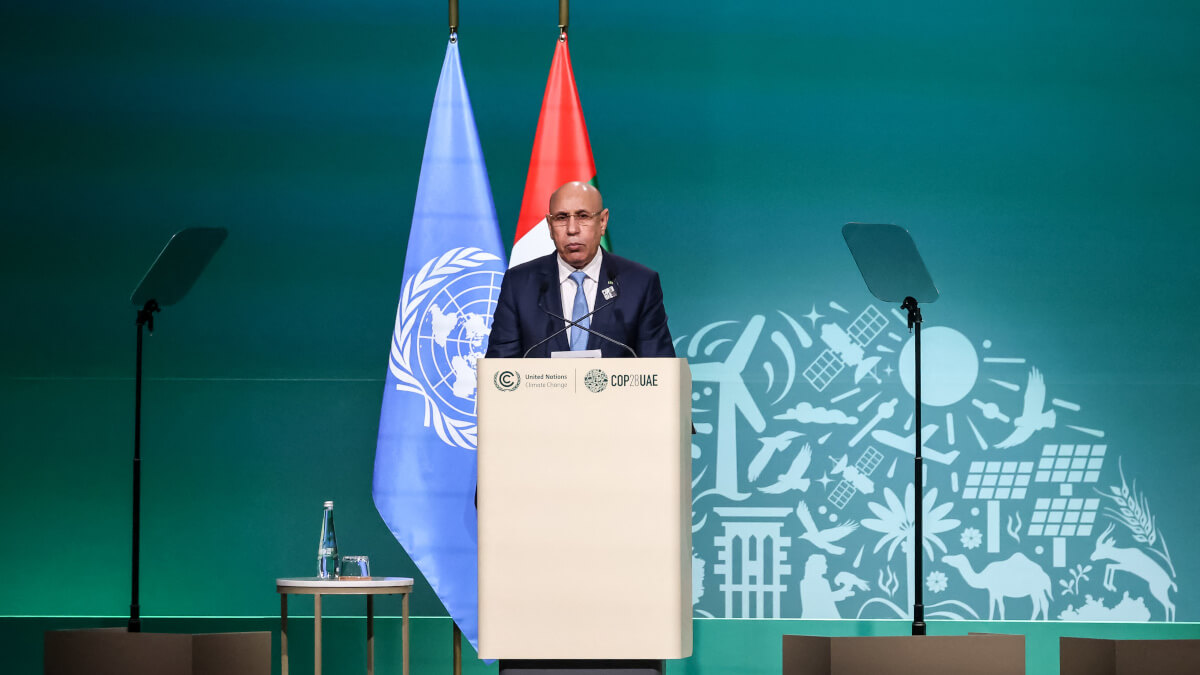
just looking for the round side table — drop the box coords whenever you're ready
[276,576,413,675]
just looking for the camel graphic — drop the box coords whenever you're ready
[942,553,1052,620]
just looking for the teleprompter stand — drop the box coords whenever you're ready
[127,227,226,633]
[783,226,1027,670]
[842,223,939,636]
[44,228,266,675]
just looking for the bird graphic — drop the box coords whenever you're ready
[759,442,812,493]
[834,571,870,593]
[995,368,1056,449]
[746,430,804,482]
[795,500,859,555]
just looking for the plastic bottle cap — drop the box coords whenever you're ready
[324,500,334,508]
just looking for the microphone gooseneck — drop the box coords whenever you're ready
[522,274,637,358]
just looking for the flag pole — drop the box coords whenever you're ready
[448,4,468,668]
[559,0,568,39]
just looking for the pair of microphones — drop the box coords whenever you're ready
[523,276,638,358]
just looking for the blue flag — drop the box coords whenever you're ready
[373,39,506,653]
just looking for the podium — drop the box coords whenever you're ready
[1060,637,1200,675]
[44,628,269,675]
[476,358,693,664]
[783,634,1025,675]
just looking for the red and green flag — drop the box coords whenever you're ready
[509,35,610,267]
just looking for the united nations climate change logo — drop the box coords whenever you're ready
[494,370,520,392]
[388,247,505,449]
[584,368,607,393]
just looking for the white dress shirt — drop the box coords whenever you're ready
[556,249,603,328]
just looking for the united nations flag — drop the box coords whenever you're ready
[390,247,505,447]
[372,39,506,653]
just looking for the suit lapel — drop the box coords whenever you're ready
[589,254,618,353]
[538,256,571,354]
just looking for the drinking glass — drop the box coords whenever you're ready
[340,555,370,579]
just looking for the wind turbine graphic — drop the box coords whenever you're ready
[691,315,767,500]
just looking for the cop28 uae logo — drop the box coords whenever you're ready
[493,370,520,392]
[584,369,608,393]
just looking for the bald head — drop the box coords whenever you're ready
[546,181,609,268]
[549,181,603,212]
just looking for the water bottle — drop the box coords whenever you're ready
[318,500,339,578]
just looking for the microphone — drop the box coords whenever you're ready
[520,281,573,358]
[522,278,638,358]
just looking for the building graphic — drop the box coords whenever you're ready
[711,507,792,618]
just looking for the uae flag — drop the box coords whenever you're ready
[509,35,610,267]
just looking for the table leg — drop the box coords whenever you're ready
[402,591,410,675]
[280,594,289,675]
[314,594,322,675]
[453,622,462,675]
[366,595,374,675]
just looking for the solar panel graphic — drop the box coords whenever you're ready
[962,461,1035,500]
[1029,497,1102,538]
[847,305,887,347]
[1034,444,1107,485]
[803,350,843,393]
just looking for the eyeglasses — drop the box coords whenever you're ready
[547,210,604,228]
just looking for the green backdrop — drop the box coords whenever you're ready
[2,0,1199,670]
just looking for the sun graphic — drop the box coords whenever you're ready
[899,327,979,407]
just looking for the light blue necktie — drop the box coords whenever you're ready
[569,270,590,351]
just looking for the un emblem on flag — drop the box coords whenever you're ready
[389,247,506,449]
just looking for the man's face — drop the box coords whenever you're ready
[548,185,608,268]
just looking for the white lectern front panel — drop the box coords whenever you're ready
[477,358,692,660]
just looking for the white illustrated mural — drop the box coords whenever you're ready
[683,303,1181,621]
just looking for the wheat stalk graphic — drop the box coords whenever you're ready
[1095,457,1175,578]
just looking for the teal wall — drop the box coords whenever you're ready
[3,0,1199,671]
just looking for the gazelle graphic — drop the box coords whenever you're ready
[1090,523,1176,621]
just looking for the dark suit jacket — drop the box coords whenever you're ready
[485,252,676,358]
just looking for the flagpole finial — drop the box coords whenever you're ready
[449,0,459,40]
[559,0,568,37]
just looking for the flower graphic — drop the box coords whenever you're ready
[861,484,961,560]
[960,527,982,550]
[926,570,948,594]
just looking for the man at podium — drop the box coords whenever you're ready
[486,181,676,358]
